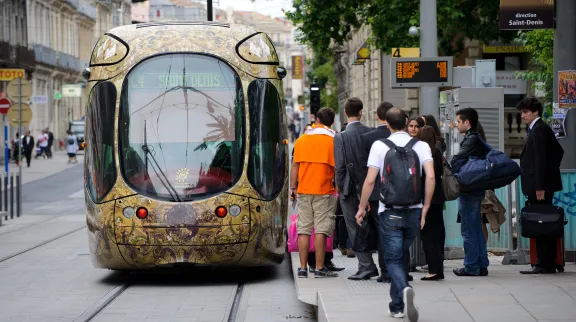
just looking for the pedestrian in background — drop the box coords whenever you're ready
[67,131,79,164]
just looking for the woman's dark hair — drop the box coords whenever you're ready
[477,122,487,141]
[420,125,441,161]
[422,114,444,144]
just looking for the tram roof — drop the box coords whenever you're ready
[89,21,279,79]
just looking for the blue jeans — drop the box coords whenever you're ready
[459,193,489,274]
[379,208,421,313]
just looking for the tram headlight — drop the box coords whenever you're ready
[229,205,241,217]
[123,207,135,219]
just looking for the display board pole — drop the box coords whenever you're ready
[419,0,439,119]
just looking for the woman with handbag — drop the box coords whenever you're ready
[419,126,446,280]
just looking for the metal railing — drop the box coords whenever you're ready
[0,172,22,224]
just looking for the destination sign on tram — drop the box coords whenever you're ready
[130,73,231,90]
[390,57,453,88]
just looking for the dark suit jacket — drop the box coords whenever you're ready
[22,136,34,152]
[334,122,373,199]
[361,125,391,201]
[520,118,563,198]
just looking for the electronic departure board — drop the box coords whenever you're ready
[390,57,453,88]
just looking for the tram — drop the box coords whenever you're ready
[84,22,289,269]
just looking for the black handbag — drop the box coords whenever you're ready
[352,212,378,253]
[520,204,566,238]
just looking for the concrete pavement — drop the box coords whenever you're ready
[4,150,84,185]
[292,251,576,322]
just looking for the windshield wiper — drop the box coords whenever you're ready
[141,120,182,202]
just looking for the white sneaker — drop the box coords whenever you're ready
[387,309,404,318]
[403,287,419,322]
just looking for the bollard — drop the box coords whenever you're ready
[10,172,14,219]
[3,172,7,213]
[0,173,4,221]
[16,172,21,218]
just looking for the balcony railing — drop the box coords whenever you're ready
[15,46,35,69]
[63,0,79,8]
[33,44,57,67]
[58,52,80,72]
[77,2,97,20]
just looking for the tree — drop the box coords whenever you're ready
[515,29,554,121]
[286,0,515,56]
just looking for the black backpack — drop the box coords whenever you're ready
[379,138,422,207]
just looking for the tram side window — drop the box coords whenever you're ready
[247,80,286,200]
[85,81,117,203]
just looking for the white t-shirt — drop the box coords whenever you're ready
[38,133,48,147]
[366,131,433,213]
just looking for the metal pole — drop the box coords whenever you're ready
[419,0,439,119]
[207,0,213,21]
[10,172,13,219]
[18,77,22,182]
[16,172,20,217]
[554,0,576,169]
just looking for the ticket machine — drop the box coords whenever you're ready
[439,87,505,162]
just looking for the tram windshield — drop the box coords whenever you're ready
[120,54,244,201]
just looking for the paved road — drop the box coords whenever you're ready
[0,164,315,322]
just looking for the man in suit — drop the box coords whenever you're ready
[361,102,393,282]
[517,97,564,274]
[334,97,379,280]
[22,131,34,167]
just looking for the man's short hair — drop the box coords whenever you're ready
[516,97,543,117]
[316,107,335,126]
[344,97,363,117]
[376,102,393,121]
[456,107,479,130]
[385,107,407,131]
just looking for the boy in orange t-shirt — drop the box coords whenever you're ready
[290,107,338,278]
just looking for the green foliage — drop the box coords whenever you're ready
[515,29,554,121]
[286,0,366,55]
[311,57,338,112]
[286,0,515,56]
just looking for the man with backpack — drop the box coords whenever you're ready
[450,108,491,277]
[356,107,435,321]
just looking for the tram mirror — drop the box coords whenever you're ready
[277,67,287,79]
[82,68,91,81]
[236,33,279,64]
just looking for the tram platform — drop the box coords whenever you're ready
[291,251,576,322]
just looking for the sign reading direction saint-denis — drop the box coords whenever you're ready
[390,56,453,88]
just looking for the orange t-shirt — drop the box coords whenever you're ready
[293,133,335,195]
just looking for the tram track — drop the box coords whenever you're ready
[78,279,247,322]
[0,225,86,263]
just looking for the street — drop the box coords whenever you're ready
[0,155,316,322]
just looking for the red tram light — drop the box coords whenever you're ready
[215,206,227,218]
[136,207,148,219]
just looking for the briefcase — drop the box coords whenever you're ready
[520,204,566,238]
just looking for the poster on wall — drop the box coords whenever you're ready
[559,70,576,108]
[500,0,555,30]
[551,103,567,138]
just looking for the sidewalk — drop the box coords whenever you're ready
[291,251,576,322]
[2,150,83,185]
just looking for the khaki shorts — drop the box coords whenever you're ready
[296,194,337,236]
